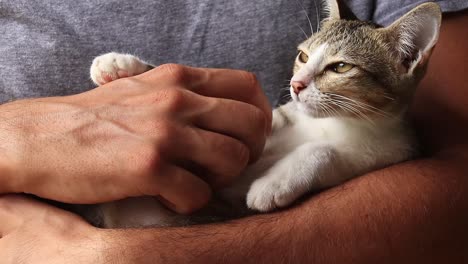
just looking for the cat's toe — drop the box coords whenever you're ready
[247,177,296,212]
[90,52,149,86]
[246,178,279,212]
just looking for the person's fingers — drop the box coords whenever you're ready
[193,96,268,161]
[147,120,250,188]
[148,165,212,214]
[128,89,264,166]
[169,125,250,188]
[138,64,272,134]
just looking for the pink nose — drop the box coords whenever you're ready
[291,81,307,95]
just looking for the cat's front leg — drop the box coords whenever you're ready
[247,143,342,212]
[90,52,153,85]
[271,102,296,132]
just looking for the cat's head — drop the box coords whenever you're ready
[290,0,441,119]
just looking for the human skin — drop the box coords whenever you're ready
[0,64,271,213]
[1,10,467,264]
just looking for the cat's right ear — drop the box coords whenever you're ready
[323,0,341,20]
[383,3,442,75]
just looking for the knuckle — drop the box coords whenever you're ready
[130,145,164,179]
[249,105,268,138]
[214,137,249,178]
[156,63,187,84]
[153,120,178,145]
[239,71,260,93]
[232,141,250,172]
[158,88,187,113]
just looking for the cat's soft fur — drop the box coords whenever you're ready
[86,0,441,228]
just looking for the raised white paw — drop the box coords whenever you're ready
[90,52,149,85]
[246,175,300,212]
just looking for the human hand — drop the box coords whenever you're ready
[0,195,108,264]
[0,64,271,213]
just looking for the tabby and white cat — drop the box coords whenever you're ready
[87,0,441,228]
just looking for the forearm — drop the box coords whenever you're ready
[101,154,468,263]
[0,155,15,193]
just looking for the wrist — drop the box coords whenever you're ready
[99,229,143,263]
[0,102,24,193]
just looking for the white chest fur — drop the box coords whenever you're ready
[226,107,415,212]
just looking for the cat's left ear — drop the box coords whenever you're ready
[323,0,358,21]
[383,3,442,75]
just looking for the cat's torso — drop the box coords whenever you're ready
[94,102,415,228]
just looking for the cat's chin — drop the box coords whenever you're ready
[294,101,332,118]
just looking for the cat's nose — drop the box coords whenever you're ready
[291,81,307,95]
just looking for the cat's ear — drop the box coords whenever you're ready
[323,0,341,20]
[323,0,357,21]
[383,3,442,74]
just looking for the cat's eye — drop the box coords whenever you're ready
[330,62,354,73]
[298,51,309,63]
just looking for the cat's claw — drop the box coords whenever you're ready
[90,52,149,86]
[246,176,300,212]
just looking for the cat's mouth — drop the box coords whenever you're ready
[290,88,327,117]
[294,100,327,118]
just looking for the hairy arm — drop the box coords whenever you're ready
[100,11,468,264]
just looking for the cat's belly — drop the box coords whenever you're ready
[94,136,295,228]
[97,195,249,228]
[93,122,315,228]
[99,197,179,228]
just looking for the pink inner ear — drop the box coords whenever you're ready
[413,17,440,54]
[391,5,441,72]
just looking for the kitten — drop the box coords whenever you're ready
[87,0,442,228]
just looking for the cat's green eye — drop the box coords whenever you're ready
[331,62,354,73]
[298,51,309,63]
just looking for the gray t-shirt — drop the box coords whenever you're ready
[0,0,467,105]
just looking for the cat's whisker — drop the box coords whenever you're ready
[332,100,375,123]
[328,93,381,111]
[343,101,389,119]
[321,97,343,117]
[295,0,314,36]
[327,101,354,119]
[317,102,328,117]
[321,103,336,118]
[327,93,394,119]
[330,99,376,126]
[382,93,396,101]
[313,0,321,32]
[322,102,341,118]
[318,101,330,116]
[294,23,310,40]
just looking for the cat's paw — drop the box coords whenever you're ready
[246,175,300,212]
[90,52,150,85]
